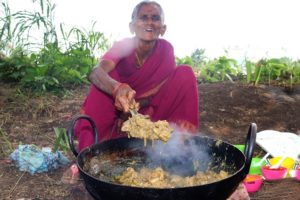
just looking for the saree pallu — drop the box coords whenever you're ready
[75,38,199,151]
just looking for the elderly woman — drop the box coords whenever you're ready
[75,0,199,151]
[70,1,249,199]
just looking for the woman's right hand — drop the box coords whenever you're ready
[113,83,136,113]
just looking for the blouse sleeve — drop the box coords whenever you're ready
[101,38,135,65]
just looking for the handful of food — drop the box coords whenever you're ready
[121,101,173,145]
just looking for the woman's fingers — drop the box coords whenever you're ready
[114,95,128,112]
[120,96,130,113]
[114,85,136,113]
[127,90,137,108]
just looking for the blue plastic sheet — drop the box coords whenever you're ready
[10,144,69,175]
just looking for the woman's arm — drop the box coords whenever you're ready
[88,59,119,95]
[88,59,136,113]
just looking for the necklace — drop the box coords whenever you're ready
[135,52,143,68]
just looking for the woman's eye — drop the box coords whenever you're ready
[152,15,161,21]
[139,15,161,22]
[140,15,148,21]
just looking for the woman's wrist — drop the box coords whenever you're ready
[112,82,122,98]
[112,82,129,99]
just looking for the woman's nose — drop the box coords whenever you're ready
[144,17,154,24]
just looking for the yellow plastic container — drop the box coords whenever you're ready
[269,156,295,177]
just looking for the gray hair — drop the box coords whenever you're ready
[131,1,165,23]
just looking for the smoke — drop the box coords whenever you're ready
[144,125,212,176]
[107,38,136,59]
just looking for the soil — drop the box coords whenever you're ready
[0,82,300,200]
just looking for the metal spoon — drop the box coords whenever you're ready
[129,109,138,116]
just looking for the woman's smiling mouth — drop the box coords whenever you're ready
[145,28,153,32]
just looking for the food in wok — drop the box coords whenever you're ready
[83,150,230,189]
[115,166,229,188]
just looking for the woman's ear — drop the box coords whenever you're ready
[160,25,167,36]
[129,22,135,34]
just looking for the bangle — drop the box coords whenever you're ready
[112,83,128,98]
[112,82,122,98]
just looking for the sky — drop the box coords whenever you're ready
[5,0,300,61]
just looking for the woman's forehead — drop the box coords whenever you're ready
[137,4,161,16]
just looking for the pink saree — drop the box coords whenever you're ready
[75,38,199,151]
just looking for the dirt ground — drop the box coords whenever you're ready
[0,82,300,200]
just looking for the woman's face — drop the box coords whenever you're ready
[130,4,166,42]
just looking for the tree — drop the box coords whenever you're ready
[191,48,206,68]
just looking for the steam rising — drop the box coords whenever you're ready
[144,125,212,176]
[106,38,136,60]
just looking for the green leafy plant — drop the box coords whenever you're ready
[244,59,255,84]
[0,46,33,82]
[196,56,240,83]
[0,127,14,157]
[253,59,265,86]
[0,1,13,53]
[12,0,58,49]
[176,56,193,66]
[0,0,109,93]
[53,127,69,152]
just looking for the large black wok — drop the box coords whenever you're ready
[67,115,256,200]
